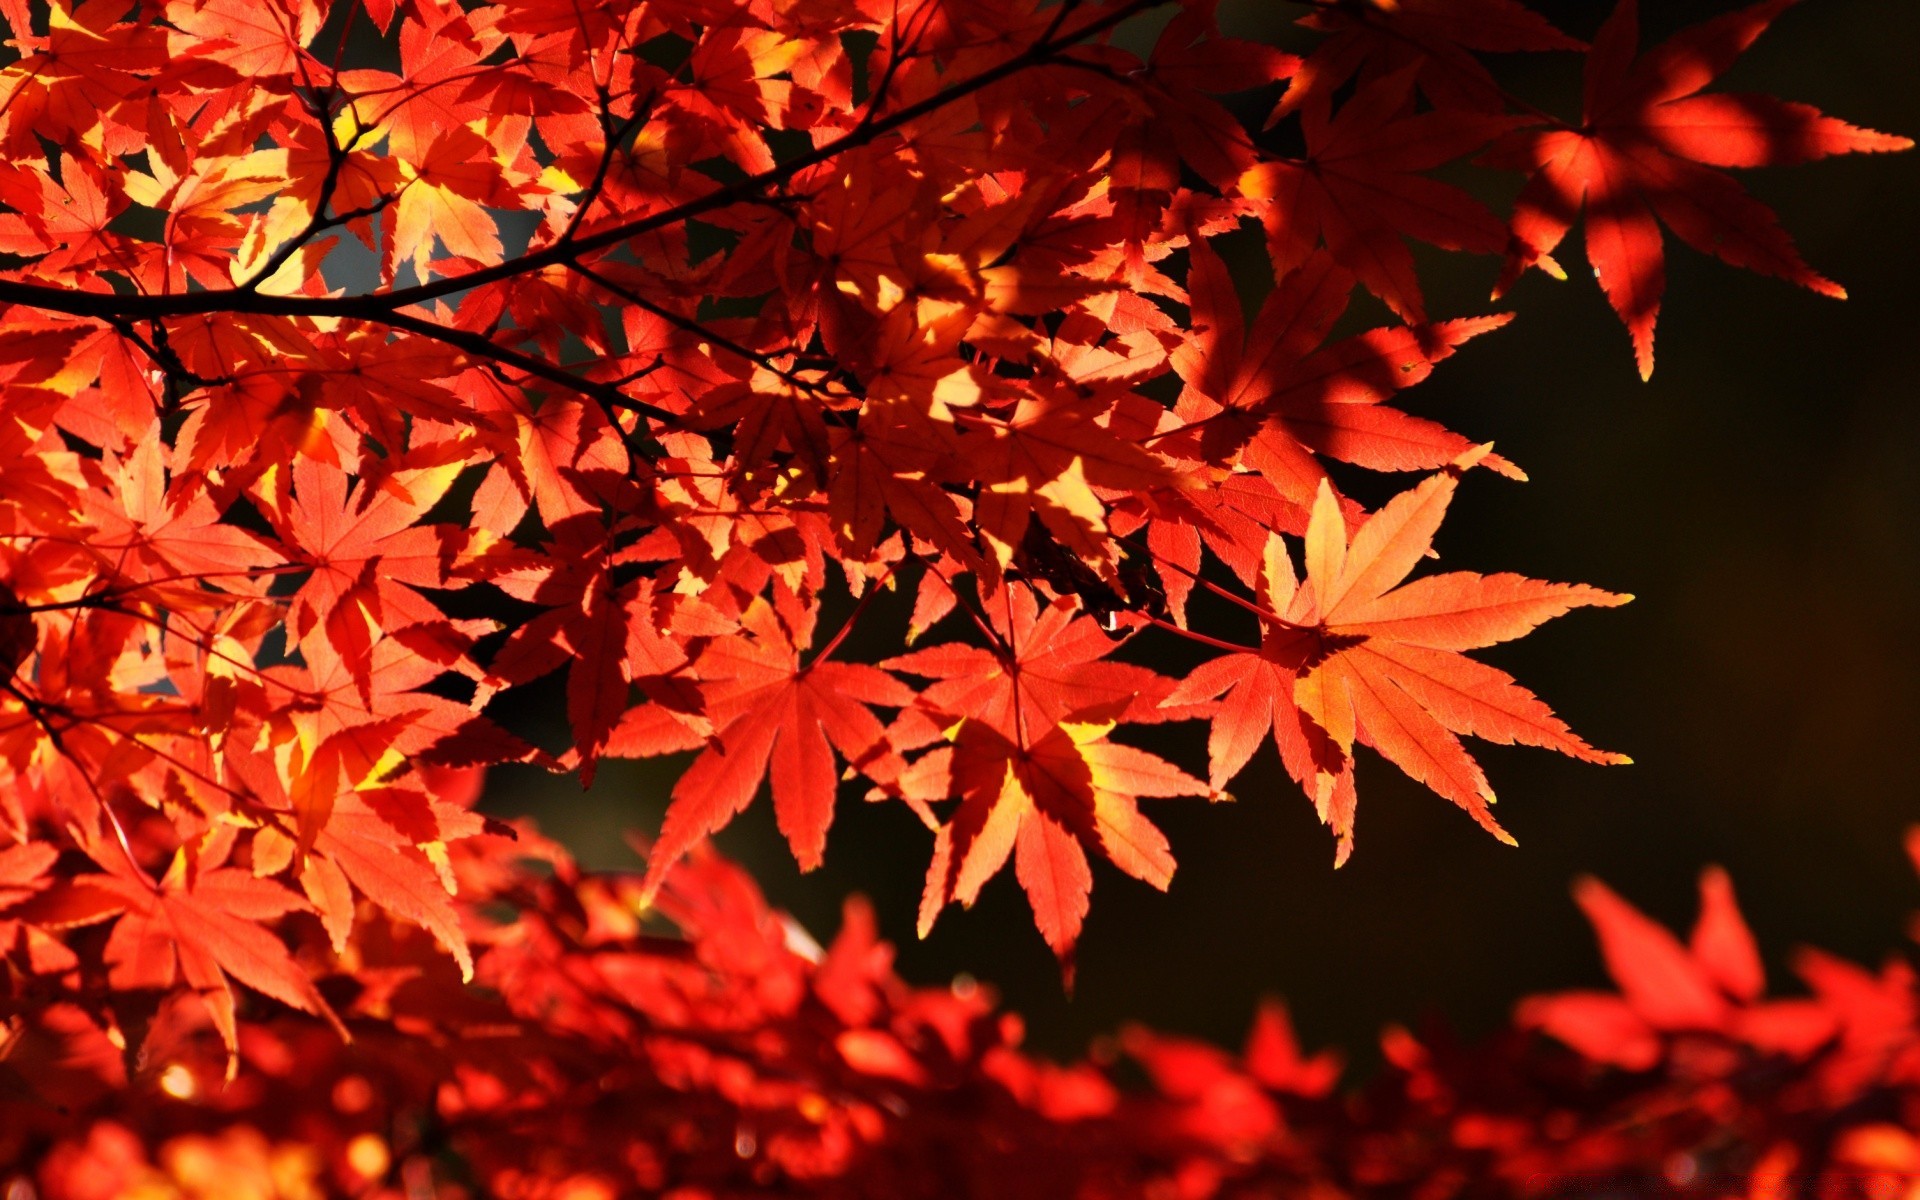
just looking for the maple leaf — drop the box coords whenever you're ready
[0,159,131,274]
[1242,70,1531,323]
[1095,4,1300,195]
[1177,465,1626,861]
[884,584,1177,755]
[99,846,345,1070]
[0,0,166,155]
[294,330,474,455]
[267,455,464,700]
[0,840,53,911]
[315,793,482,981]
[827,391,978,565]
[164,0,324,79]
[484,528,666,780]
[336,3,514,165]
[959,384,1175,573]
[1486,0,1912,378]
[0,838,126,977]
[638,595,913,894]
[883,585,1201,965]
[1120,1025,1285,1152]
[237,750,505,982]
[0,840,72,976]
[1122,469,1306,629]
[1243,998,1343,1097]
[390,125,515,279]
[667,26,812,170]
[1518,868,1838,1069]
[238,121,401,280]
[1163,534,1345,803]
[80,436,280,599]
[122,147,294,292]
[1168,242,1518,503]
[468,385,632,534]
[914,714,1207,973]
[687,364,838,491]
[257,624,539,826]
[1275,0,1585,120]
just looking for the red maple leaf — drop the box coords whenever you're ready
[1519,867,1841,1070]
[265,454,464,698]
[1177,464,1626,861]
[1166,240,1518,504]
[1275,0,1585,119]
[98,841,345,1069]
[882,584,1204,966]
[636,593,914,893]
[1243,70,1530,323]
[1487,0,1911,377]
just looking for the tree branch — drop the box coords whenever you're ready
[0,0,1171,325]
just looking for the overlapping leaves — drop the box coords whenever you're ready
[0,0,1903,1050]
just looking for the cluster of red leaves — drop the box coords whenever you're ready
[7,803,1920,1200]
[0,0,1910,1187]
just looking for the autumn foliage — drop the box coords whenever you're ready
[0,0,1911,1193]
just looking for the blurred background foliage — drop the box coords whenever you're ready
[477,0,1920,1069]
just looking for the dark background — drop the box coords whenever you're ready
[481,0,1920,1069]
